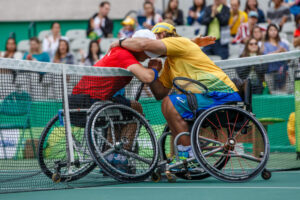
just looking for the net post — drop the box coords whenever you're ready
[62,66,75,164]
[295,70,300,159]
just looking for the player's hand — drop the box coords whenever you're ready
[108,40,120,52]
[192,35,216,47]
[148,59,162,72]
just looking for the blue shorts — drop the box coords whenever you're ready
[169,92,242,119]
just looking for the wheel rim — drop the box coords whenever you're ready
[89,104,158,179]
[193,106,269,181]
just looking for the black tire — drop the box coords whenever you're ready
[86,104,158,183]
[38,114,96,182]
[160,125,210,180]
[191,105,270,182]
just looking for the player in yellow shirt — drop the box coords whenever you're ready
[111,22,242,159]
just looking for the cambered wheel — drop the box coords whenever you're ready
[86,104,158,183]
[38,114,96,182]
[191,105,270,182]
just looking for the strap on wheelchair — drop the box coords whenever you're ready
[185,92,198,121]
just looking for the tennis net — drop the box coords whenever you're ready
[0,50,299,193]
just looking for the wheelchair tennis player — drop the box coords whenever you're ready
[110,23,242,163]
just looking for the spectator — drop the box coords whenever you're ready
[263,24,290,94]
[229,0,248,37]
[237,38,266,94]
[293,14,300,48]
[284,0,300,17]
[0,38,22,59]
[267,0,291,30]
[233,11,265,44]
[53,39,75,64]
[163,0,184,26]
[138,1,163,30]
[80,40,102,66]
[118,17,136,39]
[201,0,231,60]
[23,37,50,62]
[244,0,266,23]
[187,0,206,33]
[42,22,68,60]
[87,1,113,40]
[138,0,163,16]
[251,25,265,48]
[0,38,22,74]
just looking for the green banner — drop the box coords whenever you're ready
[295,70,300,154]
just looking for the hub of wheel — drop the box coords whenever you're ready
[224,138,236,151]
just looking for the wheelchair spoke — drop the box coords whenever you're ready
[203,147,223,157]
[119,149,152,165]
[94,130,113,148]
[199,136,223,146]
[228,151,262,163]
[102,148,115,157]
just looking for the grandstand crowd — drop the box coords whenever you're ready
[1,0,300,95]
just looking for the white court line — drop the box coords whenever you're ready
[76,186,300,190]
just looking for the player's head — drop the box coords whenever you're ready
[131,29,159,61]
[151,22,179,39]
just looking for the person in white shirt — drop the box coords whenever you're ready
[42,22,68,60]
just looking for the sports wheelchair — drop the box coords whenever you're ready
[38,78,270,183]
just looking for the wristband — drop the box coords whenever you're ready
[151,68,159,83]
[119,38,126,48]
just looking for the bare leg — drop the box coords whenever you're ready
[161,96,190,146]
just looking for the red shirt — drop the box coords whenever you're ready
[294,29,300,37]
[72,47,140,100]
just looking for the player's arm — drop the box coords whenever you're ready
[127,64,156,84]
[111,38,167,56]
[149,80,170,100]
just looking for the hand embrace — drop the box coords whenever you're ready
[148,59,162,72]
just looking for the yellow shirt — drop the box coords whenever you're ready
[159,37,238,93]
[229,10,248,35]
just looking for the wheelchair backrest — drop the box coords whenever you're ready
[232,78,252,112]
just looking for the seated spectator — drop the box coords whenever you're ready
[229,0,248,37]
[80,40,102,66]
[53,39,75,64]
[118,17,136,39]
[138,1,163,30]
[23,37,50,62]
[251,25,265,49]
[163,0,184,26]
[0,38,22,74]
[237,38,265,94]
[293,14,300,48]
[284,0,300,17]
[244,0,266,23]
[263,24,290,94]
[42,22,68,60]
[267,0,291,31]
[87,1,113,40]
[187,0,206,35]
[233,11,265,44]
[137,0,163,16]
[201,0,230,60]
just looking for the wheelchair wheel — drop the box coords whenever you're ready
[86,104,158,182]
[38,114,96,182]
[191,105,269,182]
[160,125,210,180]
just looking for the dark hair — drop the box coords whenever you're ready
[5,37,17,52]
[100,1,110,7]
[240,37,261,57]
[54,39,70,60]
[191,0,206,12]
[251,25,263,41]
[296,14,300,26]
[265,23,281,43]
[86,40,101,65]
[144,1,155,17]
[51,22,60,29]
[166,0,178,14]
[245,0,258,13]
[29,37,40,44]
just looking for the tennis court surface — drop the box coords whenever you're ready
[1,172,299,200]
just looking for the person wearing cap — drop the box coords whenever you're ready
[110,22,242,161]
[232,11,265,44]
[118,17,136,39]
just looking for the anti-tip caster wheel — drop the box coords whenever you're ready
[166,172,177,183]
[261,169,272,180]
[151,172,162,183]
[52,173,61,183]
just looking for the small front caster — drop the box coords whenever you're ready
[166,171,177,183]
[52,173,61,183]
[151,172,162,183]
[261,169,272,180]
